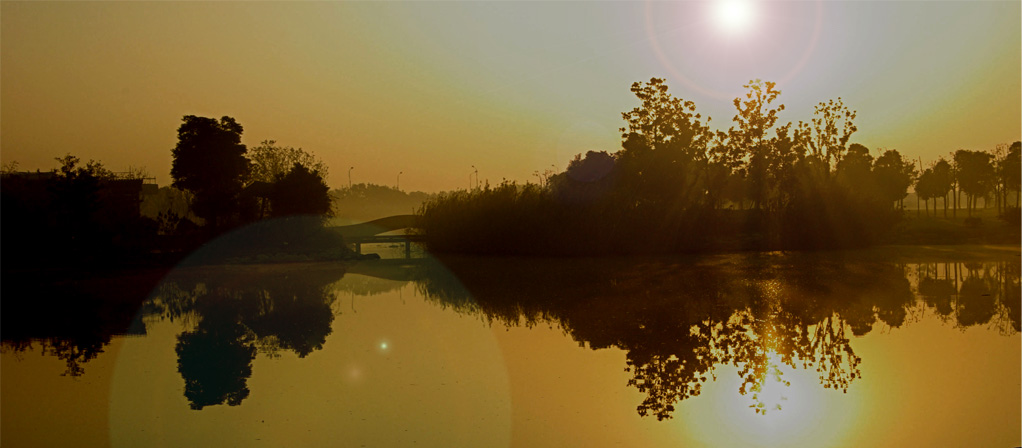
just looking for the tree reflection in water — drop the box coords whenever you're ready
[175,291,257,409]
[145,264,345,409]
[2,253,1017,418]
[417,254,1019,420]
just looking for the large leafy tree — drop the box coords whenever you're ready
[953,149,995,216]
[617,78,712,210]
[728,80,791,211]
[248,140,328,185]
[171,115,250,229]
[796,98,857,168]
[915,168,941,216]
[931,158,953,217]
[873,149,916,210]
[836,143,874,196]
[270,163,332,217]
[996,141,1021,209]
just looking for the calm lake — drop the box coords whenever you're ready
[2,245,1019,447]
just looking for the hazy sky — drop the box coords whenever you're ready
[2,1,1019,191]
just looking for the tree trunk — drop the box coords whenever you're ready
[997,184,1002,215]
[953,187,958,218]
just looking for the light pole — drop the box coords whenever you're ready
[348,166,354,188]
[397,171,403,190]
[470,165,476,190]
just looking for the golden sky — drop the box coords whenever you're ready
[2,1,1019,191]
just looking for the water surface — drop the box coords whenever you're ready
[2,246,1019,447]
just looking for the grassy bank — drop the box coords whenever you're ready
[884,207,1020,246]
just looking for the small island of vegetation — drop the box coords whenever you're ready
[416,79,1020,255]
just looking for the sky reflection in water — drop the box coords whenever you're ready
[1,248,1019,447]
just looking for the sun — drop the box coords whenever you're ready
[712,0,756,35]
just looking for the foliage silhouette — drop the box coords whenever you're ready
[248,140,328,185]
[269,163,332,218]
[171,115,250,230]
[998,142,1021,209]
[419,79,922,255]
[953,149,996,217]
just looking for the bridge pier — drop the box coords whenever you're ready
[345,234,424,259]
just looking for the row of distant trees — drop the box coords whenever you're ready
[328,183,431,225]
[915,144,1020,218]
[418,78,1021,254]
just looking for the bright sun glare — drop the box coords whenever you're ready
[712,0,755,34]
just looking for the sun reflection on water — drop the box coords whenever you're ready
[680,350,861,448]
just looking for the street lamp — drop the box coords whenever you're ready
[348,166,354,188]
[397,171,403,190]
[470,165,476,190]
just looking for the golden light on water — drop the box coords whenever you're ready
[679,349,861,447]
[726,353,822,440]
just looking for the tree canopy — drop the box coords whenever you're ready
[248,140,328,185]
[270,163,332,217]
[954,149,996,215]
[171,115,250,229]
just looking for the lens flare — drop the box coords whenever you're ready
[713,0,755,34]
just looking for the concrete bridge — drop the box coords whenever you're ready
[331,215,424,258]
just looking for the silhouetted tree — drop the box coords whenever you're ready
[270,163,332,217]
[873,149,916,210]
[932,158,953,217]
[248,140,328,184]
[617,77,712,210]
[564,150,616,183]
[796,98,857,168]
[728,80,787,210]
[171,115,250,230]
[550,150,617,205]
[836,143,874,195]
[953,149,995,216]
[996,141,1021,211]
[915,168,939,216]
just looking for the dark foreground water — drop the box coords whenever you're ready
[2,246,1020,447]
